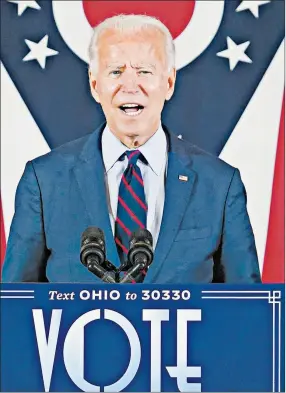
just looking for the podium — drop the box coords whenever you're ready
[1,283,284,392]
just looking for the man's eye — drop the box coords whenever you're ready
[138,70,152,75]
[110,70,122,76]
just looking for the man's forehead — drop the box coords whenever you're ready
[105,62,157,69]
[97,28,166,65]
[98,27,165,48]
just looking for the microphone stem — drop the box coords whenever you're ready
[87,257,116,283]
[120,263,145,283]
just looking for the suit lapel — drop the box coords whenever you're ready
[72,125,121,267]
[70,125,196,279]
[144,133,197,283]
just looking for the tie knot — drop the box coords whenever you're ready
[126,150,141,165]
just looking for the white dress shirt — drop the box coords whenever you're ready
[102,124,167,248]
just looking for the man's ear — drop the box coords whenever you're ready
[89,69,100,103]
[165,68,176,101]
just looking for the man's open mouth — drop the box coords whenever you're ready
[119,103,144,117]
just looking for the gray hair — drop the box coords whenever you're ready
[88,14,175,74]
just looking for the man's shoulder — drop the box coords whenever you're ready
[31,132,93,171]
[174,136,236,178]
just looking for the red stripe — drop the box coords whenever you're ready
[118,196,145,228]
[128,150,139,160]
[122,176,147,211]
[115,237,128,254]
[132,169,144,186]
[116,217,131,236]
[262,94,285,283]
[0,197,6,279]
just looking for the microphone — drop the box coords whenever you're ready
[80,227,116,283]
[120,229,153,283]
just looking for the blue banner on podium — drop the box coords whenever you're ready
[0,284,284,392]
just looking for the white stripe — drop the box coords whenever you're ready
[202,297,271,299]
[1,63,50,238]
[0,296,34,299]
[202,291,270,295]
[278,301,281,392]
[220,40,284,272]
[272,300,275,392]
[0,289,35,293]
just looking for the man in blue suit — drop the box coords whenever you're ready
[3,14,261,283]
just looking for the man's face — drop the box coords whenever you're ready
[89,28,176,144]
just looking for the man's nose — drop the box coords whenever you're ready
[120,71,140,93]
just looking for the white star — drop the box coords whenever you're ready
[23,35,59,69]
[217,37,252,71]
[236,0,271,18]
[178,134,183,139]
[8,0,41,16]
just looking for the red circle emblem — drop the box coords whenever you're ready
[52,0,225,70]
[83,0,195,39]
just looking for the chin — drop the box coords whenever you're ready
[119,122,145,136]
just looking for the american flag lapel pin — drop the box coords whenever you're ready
[179,175,188,182]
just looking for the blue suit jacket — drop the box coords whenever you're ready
[3,124,261,283]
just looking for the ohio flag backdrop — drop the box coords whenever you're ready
[1,0,285,282]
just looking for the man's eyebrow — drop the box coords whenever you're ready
[133,64,156,69]
[106,64,125,69]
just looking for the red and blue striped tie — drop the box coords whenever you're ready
[115,150,148,270]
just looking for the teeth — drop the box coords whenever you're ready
[123,109,143,117]
[122,104,140,108]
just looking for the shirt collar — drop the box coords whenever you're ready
[138,124,166,176]
[102,126,126,172]
[102,122,167,176]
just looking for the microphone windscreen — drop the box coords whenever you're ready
[81,227,105,246]
[130,228,153,247]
